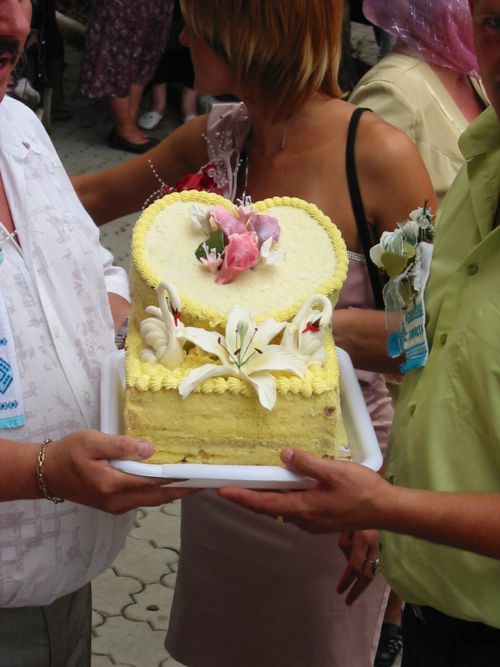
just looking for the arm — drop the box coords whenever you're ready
[0,431,194,512]
[333,308,398,373]
[72,115,210,225]
[99,247,131,330]
[333,113,439,372]
[108,292,131,331]
[220,449,500,560]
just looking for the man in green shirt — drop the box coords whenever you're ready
[221,1,500,664]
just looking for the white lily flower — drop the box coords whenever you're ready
[258,236,282,266]
[282,295,332,366]
[179,306,306,410]
[190,204,217,236]
[199,242,224,273]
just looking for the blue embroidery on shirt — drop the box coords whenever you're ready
[0,400,18,410]
[0,357,13,393]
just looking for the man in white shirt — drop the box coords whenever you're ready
[0,2,191,664]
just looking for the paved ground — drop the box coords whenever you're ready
[45,17,401,667]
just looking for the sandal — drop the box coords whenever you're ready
[374,623,403,667]
[137,111,163,130]
[107,129,160,154]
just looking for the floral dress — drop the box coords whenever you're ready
[79,0,174,99]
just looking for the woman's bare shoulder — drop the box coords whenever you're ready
[343,103,437,228]
[352,106,422,170]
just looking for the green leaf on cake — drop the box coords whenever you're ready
[195,229,225,261]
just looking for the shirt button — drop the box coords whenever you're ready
[83,391,91,403]
[409,403,416,415]
[440,333,448,345]
[467,263,478,275]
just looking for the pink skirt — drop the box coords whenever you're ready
[166,491,389,667]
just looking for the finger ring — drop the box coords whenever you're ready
[276,515,285,524]
[366,557,381,576]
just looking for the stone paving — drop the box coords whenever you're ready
[90,505,183,667]
[45,15,401,667]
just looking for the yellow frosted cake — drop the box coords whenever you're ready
[124,190,348,465]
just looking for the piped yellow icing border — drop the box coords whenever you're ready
[125,325,339,399]
[132,190,348,329]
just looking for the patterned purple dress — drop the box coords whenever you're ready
[80,0,174,99]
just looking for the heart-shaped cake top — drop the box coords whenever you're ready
[131,190,347,329]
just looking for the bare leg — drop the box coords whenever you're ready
[109,95,148,144]
[150,82,168,115]
[137,82,167,131]
[181,86,198,121]
[129,83,147,127]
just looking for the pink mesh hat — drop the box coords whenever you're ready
[362,0,479,75]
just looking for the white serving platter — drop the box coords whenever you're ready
[100,348,382,489]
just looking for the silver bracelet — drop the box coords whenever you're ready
[36,439,65,504]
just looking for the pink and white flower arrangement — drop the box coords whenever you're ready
[193,201,281,284]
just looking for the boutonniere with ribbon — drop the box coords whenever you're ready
[370,205,435,373]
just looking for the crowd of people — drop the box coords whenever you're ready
[1,1,499,666]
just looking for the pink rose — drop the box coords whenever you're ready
[216,232,260,284]
[210,206,248,237]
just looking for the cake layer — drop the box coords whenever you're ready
[131,191,347,330]
[124,326,346,465]
[125,388,342,465]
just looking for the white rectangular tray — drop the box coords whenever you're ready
[101,348,382,489]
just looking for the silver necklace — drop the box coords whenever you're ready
[241,116,291,200]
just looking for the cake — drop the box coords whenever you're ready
[124,190,348,465]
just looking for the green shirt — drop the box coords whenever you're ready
[382,106,500,627]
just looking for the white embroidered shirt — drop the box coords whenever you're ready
[0,96,134,607]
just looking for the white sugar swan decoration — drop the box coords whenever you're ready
[281,294,333,366]
[139,281,186,369]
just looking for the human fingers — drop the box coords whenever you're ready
[337,530,379,603]
[218,487,302,516]
[220,486,345,535]
[336,535,366,595]
[338,531,354,559]
[75,430,156,463]
[280,448,343,483]
[89,485,197,514]
[44,431,192,509]
[343,554,381,605]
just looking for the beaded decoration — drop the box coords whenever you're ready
[142,103,251,210]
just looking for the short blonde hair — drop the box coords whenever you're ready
[180,0,344,119]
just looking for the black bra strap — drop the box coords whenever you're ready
[346,107,385,309]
